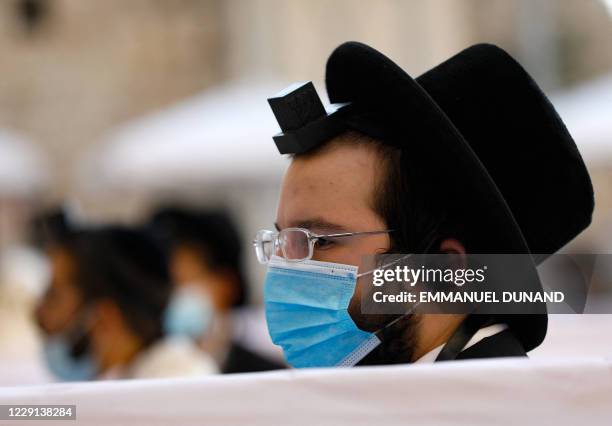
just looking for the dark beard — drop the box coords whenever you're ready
[355,314,419,366]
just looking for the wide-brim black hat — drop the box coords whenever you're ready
[321,42,594,351]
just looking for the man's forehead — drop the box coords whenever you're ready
[276,140,382,231]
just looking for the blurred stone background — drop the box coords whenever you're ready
[0,0,611,199]
[0,0,610,290]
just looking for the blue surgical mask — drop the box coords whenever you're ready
[43,334,98,382]
[264,256,383,368]
[163,285,213,339]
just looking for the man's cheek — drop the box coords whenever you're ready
[315,246,362,265]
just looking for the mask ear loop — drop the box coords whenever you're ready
[356,253,414,278]
[354,232,439,276]
[355,233,440,329]
[375,232,491,362]
[356,234,480,357]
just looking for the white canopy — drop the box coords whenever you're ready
[83,76,611,194]
[1,356,611,425]
[84,83,289,193]
[0,129,47,196]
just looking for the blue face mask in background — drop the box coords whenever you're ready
[164,285,214,339]
[43,333,98,382]
[264,256,382,368]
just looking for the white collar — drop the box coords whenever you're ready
[414,323,509,364]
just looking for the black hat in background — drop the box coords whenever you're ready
[29,208,72,249]
[148,206,248,308]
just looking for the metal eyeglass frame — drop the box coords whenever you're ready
[253,227,394,264]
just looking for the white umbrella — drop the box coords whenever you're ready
[0,129,47,196]
[85,82,290,192]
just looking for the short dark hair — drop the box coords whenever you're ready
[68,227,172,347]
[149,206,248,307]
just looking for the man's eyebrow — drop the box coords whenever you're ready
[277,218,348,233]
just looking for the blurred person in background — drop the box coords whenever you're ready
[0,208,53,385]
[149,206,285,373]
[34,220,217,381]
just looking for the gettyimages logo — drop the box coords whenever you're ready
[359,253,610,315]
[372,264,487,287]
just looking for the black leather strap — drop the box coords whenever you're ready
[435,315,494,362]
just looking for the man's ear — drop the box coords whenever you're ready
[439,238,466,255]
[91,299,123,333]
[210,267,241,310]
[438,238,467,269]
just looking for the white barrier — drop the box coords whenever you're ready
[0,356,611,425]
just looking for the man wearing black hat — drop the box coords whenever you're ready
[254,42,594,367]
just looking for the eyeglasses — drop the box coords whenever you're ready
[253,227,394,264]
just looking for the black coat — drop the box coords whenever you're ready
[221,342,286,374]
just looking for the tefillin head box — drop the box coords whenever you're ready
[267,81,349,154]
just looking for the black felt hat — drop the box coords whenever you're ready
[270,42,594,351]
[326,42,593,259]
